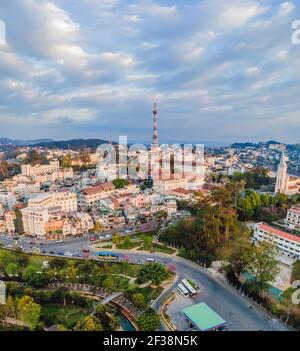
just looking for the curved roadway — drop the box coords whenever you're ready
[0,235,293,331]
[90,248,292,331]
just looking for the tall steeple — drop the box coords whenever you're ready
[275,151,288,194]
[152,102,158,147]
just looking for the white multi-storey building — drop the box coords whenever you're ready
[21,192,78,237]
[253,222,300,259]
[21,161,60,176]
[285,208,300,231]
[22,207,49,237]
[27,192,77,213]
[80,183,115,206]
[0,193,18,209]
[4,211,16,234]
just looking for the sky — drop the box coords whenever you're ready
[0,0,300,144]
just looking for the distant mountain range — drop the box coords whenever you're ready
[0,138,116,149]
[34,139,116,150]
[0,138,53,146]
[1,137,298,150]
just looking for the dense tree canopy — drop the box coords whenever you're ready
[137,262,168,285]
[137,308,160,331]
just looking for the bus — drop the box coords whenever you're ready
[98,252,120,261]
[181,279,197,297]
[177,283,189,297]
[146,258,155,263]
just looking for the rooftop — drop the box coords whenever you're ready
[182,302,226,331]
[257,223,300,244]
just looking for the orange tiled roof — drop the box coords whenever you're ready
[257,223,300,244]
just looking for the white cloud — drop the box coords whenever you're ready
[0,0,299,142]
[246,66,260,76]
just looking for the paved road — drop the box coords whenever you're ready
[88,248,292,331]
[0,236,293,331]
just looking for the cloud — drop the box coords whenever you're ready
[0,0,299,143]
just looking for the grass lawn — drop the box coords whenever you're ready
[136,243,176,254]
[152,243,176,254]
[291,261,300,282]
[27,255,54,270]
[111,262,141,277]
[42,304,86,328]
[137,286,164,304]
[130,231,156,240]
[116,241,142,250]
[0,247,76,270]
[0,247,141,277]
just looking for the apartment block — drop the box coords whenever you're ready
[27,192,77,213]
[285,207,300,231]
[253,222,300,259]
[80,183,115,206]
[21,161,60,176]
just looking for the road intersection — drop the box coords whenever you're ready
[0,234,293,331]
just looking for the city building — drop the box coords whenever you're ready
[275,152,300,195]
[182,302,227,331]
[21,192,78,237]
[4,210,16,234]
[21,160,60,176]
[253,222,300,259]
[0,192,17,209]
[285,207,300,231]
[21,160,73,182]
[80,182,115,206]
[27,192,77,213]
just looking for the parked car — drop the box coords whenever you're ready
[64,251,73,257]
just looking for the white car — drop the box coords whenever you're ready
[64,251,73,257]
[33,248,40,253]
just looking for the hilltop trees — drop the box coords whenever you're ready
[230,167,272,190]
[226,238,280,294]
[60,154,72,168]
[74,315,102,331]
[79,149,91,165]
[112,178,128,189]
[132,293,145,308]
[237,190,290,222]
[93,221,104,233]
[137,262,168,285]
[137,308,160,331]
[17,296,41,330]
[246,243,280,293]
[160,185,248,263]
